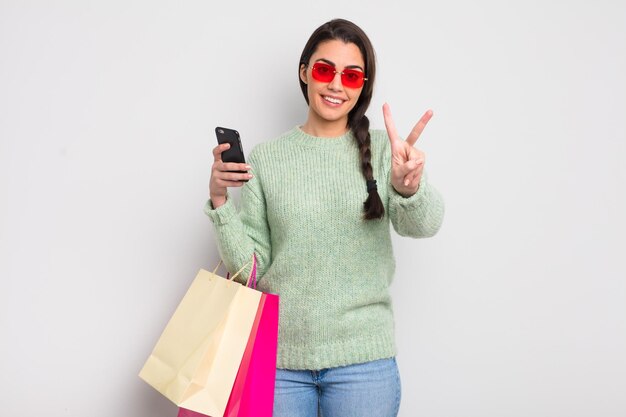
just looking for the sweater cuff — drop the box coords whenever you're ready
[203,196,237,226]
[388,175,427,209]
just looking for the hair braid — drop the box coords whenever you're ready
[349,113,384,219]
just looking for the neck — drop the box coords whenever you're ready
[300,111,349,138]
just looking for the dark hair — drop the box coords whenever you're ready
[299,18,384,220]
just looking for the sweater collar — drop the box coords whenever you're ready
[288,126,356,149]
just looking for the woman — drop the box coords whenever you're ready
[206,18,444,417]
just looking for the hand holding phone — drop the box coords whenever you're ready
[215,127,247,167]
[210,127,252,208]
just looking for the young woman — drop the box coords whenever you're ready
[206,18,444,417]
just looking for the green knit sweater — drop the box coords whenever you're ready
[204,126,444,370]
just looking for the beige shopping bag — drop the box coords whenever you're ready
[139,263,262,416]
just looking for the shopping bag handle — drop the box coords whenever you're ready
[219,254,258,289]
[244,254,258,289]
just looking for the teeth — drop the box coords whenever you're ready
[324,96,343,104]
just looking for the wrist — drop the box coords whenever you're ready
[394,184,419,198]
[210,194,227,209]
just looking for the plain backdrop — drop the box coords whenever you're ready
[1,1,625,416]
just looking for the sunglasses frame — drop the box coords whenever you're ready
[310,62,368,89]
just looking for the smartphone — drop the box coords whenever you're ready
[215,126,248,180]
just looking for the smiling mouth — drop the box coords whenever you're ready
[323,95,344,105]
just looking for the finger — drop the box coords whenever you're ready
[217,170,253,182]
[396,167,414,187]
[407,173,422,190]
[220,162,252,172]
[397,159,423,185]
[212,143,231,162]
[409,161,424,184]
[217,179,246,188]
[402,170,421,188]
[382,103,400,143]
[405,109,433,147]
[397,159,420,177]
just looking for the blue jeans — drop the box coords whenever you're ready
[273,357,401,417]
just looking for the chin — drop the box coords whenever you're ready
[314,101,353,123]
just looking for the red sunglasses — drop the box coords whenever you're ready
[310,62,368,89]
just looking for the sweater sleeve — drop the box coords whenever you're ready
[387,172,445,237]
[203,167,271,284]
[378,131,445,238]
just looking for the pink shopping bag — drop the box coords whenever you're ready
[228,292,279,416]
[178,256,279,417]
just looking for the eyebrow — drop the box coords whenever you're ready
[315,58,365,72]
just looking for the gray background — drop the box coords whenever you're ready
[1,1,625,416]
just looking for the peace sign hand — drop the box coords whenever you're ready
[383,103,433,197]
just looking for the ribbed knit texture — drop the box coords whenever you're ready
[205,126,444,370]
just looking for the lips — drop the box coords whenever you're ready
[322,95,345,105]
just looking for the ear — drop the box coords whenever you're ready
[299,63,308,84]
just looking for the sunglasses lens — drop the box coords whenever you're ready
[342,69,365,88]
[311,63,334,82]
[310,63,366,88]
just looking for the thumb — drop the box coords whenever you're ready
[398,159,423,176]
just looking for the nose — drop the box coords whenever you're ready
[327,71,343,91]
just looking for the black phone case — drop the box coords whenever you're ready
[215,126,248,180]
[215,127,246,164]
